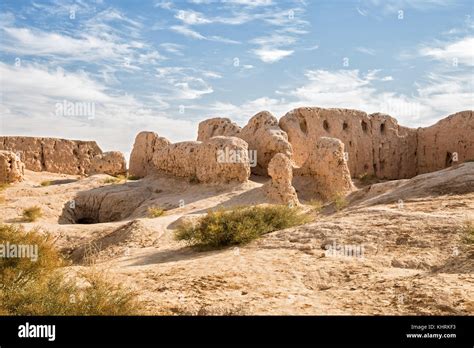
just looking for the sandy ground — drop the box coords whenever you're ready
[1,164,473,315]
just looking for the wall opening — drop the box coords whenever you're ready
[361,121,368,132]
[323,120,330,131]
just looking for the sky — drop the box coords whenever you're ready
[0,0,473,157]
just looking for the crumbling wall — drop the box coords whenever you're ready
[128,131,171,178]
[0,136,126,176]
[152,136,250,184]
[417,110,474,174]
[280,107,472,179]
[293,137,355,201]
[264,153,299,205]
[197,117,241,141]
[0,150,25,184]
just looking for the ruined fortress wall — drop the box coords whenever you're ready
[416,111,474,174]
[0,136,126,176]
[280,108,473,179]
[151,136,251,184]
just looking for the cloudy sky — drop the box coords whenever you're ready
[0,0,473,156]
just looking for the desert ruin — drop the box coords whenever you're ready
[1,107,473,315]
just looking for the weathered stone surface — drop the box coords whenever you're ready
[90,151,127,177]
[0,136,126,176]
[280,107,473,180]
[0,150,25,183]
[293,137,355,201]
[152,136,250,184]
[417,110,474,174]
[129,131,171,178]
[197,117,241,141]
[264,153,299,205]
[239,111,293,176]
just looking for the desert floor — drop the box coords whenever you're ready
[1,163,473,315]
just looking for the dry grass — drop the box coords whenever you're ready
[464,221,474,244]
[333,194,348,211]
[175,205,311,249]
[306,199,323,212]
[148,206,165,218]
[22,206,43,222]
[0,224,142,315]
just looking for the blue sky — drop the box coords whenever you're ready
[0,0,473,156]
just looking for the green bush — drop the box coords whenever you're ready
[0,224,142,315]
[175,205,311,249]
[22,206,43,222]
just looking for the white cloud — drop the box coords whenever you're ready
[0,62,197,153]
[170,25,239,43]
[175,10,211,25]
[419,36,474,66]
[252,48,294,63]
[160,42,185,55]
[170,25,207,40]
[356,46,376,55]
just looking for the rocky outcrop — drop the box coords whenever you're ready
[417,111,474,174]
[239,111,293,176]
[264,153,299,206]
[129,131,171,178]
[293,137,355,201]
[0,150,25,183]
[90,151,127,177]
[0,136,126,176]
[280,107,473,179]
[197,117,241,141]
[152,136,250,184]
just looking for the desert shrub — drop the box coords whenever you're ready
[0,183,9,191]
[464,221,474,244]
[148,206,165,218]
[0,224,62,291]
[40,181,51,187]
[175,205,311,249]
[0,224,141,315]
[307,199,323,212]
[22,206,43,222]
[333,194,348,211]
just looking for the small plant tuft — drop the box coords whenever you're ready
[175,205,311,249]
[22,206,43,222]
[307,199,323,212]
[0,183,10,191]
[333,194,348,211]
[40,181,51,187]
[464,221,474,244]
[148,206,165,218]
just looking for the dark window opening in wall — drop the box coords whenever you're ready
[361,121,368,132]
[323,120,330,131]
[445,152,453,167]
[343,122,348,130]
[299,118,308,134]
[380,123,385,133]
